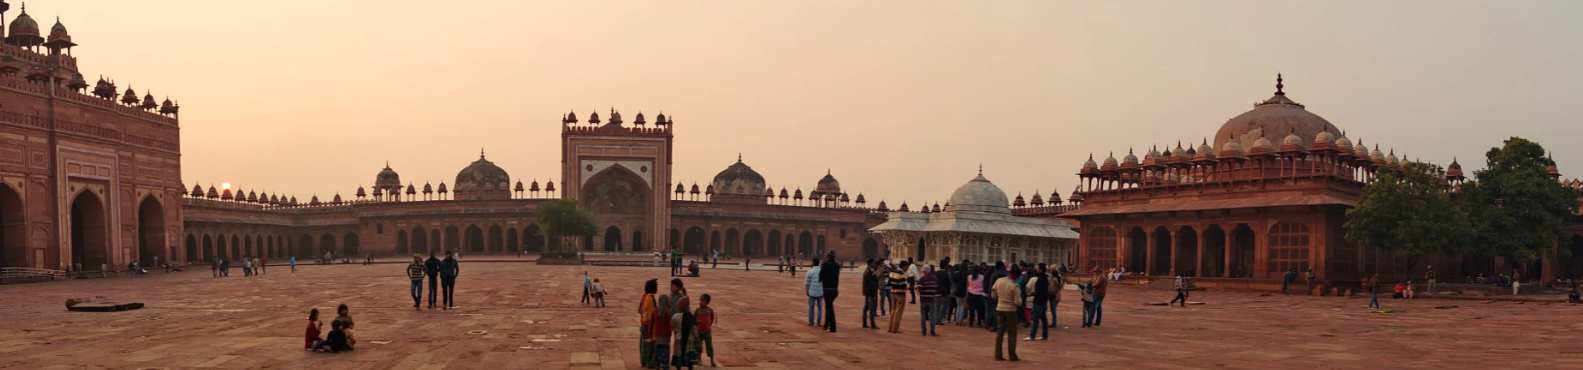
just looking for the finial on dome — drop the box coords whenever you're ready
[480,147,486,159]
[737,153,742,162]
[1275,73,1285,95]
[978,163,983,175]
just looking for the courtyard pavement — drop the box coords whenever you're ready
[1,261,1580,369]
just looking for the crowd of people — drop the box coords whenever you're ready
[210,255,267,277]
[639,278,720,369]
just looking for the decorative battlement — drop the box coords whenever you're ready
[559,108,674,137]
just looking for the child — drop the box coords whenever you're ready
[652,295,674,370]
[304,308,323,350]
[1080,282,1095,328]
[695,294,717,367]
[332,304,356,348]
[591,278,607,308]
[315,320,353,352]
[671,296,697,370]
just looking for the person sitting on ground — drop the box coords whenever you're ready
[331,304,356,348]
[315,320,353,353]
[1568,283,1581,304]
[688,260,701,277]
[1404,280,1416,299]
[592,278,607,307]
[1392,281,1407,299]
[304,308,323,350]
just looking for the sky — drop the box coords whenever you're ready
[36,0,1583,205]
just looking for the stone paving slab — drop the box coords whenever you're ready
[0,262,1580,369]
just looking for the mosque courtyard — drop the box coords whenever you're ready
[0,261,1578,369]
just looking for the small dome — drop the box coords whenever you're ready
[6,7,42,46]
[1314,130,1335,146]
[1370,145,1386,164]
[1355,139,1371,160]
[375,163,401,190]
[1080,154,1099,174]
[1196,140,1214,160]
[1013,193,1026,207]
[454,151,511,200]
[1121,149,1139,168]
[355,186,367,197]
[1280,131,1305,152]
[1249,136,1274,154]
[1334,135,1354,154]
[1446,158,1465,179]
[1101,152,1119,172]
[711,157,767,197]
[46,17,73,48]
[815,170,841,195]
[423,183,434,194]
[1030,192,1044,206]
[945,173,1010,214]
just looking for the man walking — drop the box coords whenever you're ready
[861,259,879,329]
[1168,273,1189,307]
[992,268,1021,361]
[441,251,460,309]
[917,266,939,336]
[289,255,297,273]
[1365,273,1381,311]
[407,255,425,309]
[819,251,841,333]
[1425,266,1436,296]
[425,252,442,309]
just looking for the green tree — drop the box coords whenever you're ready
[536,199,597,253]
[1345,160,1471,273]
[1459,137,1578,265]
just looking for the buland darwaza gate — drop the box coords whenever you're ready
[1061,75,1583,286]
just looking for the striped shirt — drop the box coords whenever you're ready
[406,262,424,280]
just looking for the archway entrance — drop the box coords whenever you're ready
[725,229,740,256]
[445,226,460,253]
[0,184,24,267]
[1202,225,1226,277]
[412,226,428,254]
[798,231,813,258]
[343,233,360,256]
[319,234,337,257]
[683,227,704,255]
[203,235,214,261]
[1231,224,1255,278]
[137,197,167,266]
[604,226,623,251]
[1175,226,1198,276]
[1126,228,1146,273]
[743,230,763,257]
[70,191,109,271]
[768,230,782,256]
[466,225,484,253]
[185,235,198,264]
[1151,227,1170,275]
[524,225,545,252]
[489,225,504,253]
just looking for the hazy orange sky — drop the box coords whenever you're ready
[42,0,1583,204]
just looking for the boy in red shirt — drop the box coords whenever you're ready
[695,294,717,367]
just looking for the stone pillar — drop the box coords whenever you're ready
[1198,225,1209,278]
[1168,228,1179,276]
[1222,224,1233,278]
[1144,227,1155,277]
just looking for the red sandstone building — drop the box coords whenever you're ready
[1062,76,1583,285]
[0,2,184,272]
[179,109,888,265]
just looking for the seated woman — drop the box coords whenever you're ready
[1392,282,1407,299]
[687,261,701,277]
[1403,280,1415,299]
[314,321,354,353]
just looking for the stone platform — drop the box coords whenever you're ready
[0,262,1579,369]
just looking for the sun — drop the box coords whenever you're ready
[221,182,232,190]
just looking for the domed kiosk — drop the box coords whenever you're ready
[709,156,768,204]
[870,170,1077,263]
[454,151,511,201]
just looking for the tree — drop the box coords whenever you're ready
[1459,137,1578,266]
[536,199,597,254]
[1345,160,1471,273]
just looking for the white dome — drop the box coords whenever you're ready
[946,173,1010,214]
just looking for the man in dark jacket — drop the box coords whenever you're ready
[424,252,442,309]
[441,251,460,309]
[952,262,970,323]
[819,251,841,333]
[935,259,953,326]
[861,259,880,329]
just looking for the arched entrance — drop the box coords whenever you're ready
[136,197,166,266]
[445,225,460,253]
[507,227,519,252]
[817,235,827,256]
[412,226,428,254]
[231,235,241,259]
[725,228,740,256]
[604,226,623,251]
[862,237,879,261]
[631,231,643,252]
[1151,227,1171,275]
[297,234,314,257]
[319,234,337,257]
[1126,227,1147,273]
[916,237,927,261]
[1231,224,1255,278]
[465,225,484,253]
[185,235,198,264]
[1202,225,1227,277]
[768,230,783,256]
[669,228,679,251]
[396,230,409,254]
[743,230,763,257]
[798,231,813,257]
[343,232,360,256]
[0,184,25,267]
[708,230,721,257]
[683,227,705,255]
[489,225,504,253]
[1176,226,1198,276]
[203,235,214,261]
[70,191,109,271]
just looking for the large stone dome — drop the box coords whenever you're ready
[6,7,42,46]
[454,152,510,200]
[1212,76,1342,153]
[711,157,766,196]
[945,173,1010,214]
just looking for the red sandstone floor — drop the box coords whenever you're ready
[0,261,1580,369]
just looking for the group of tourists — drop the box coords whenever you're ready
[801,252,843,333]
[210,255,267,277]
[404,251,461,310]
[304,304,358,353]
[639,278,720,369]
